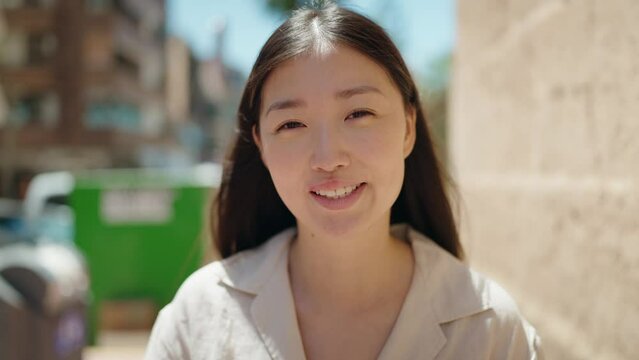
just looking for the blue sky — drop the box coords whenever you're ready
[166,0,455,77]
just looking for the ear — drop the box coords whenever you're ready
[403,106,417,158]
[252,125,267,166]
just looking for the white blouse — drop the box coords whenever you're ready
[145,224,544,359]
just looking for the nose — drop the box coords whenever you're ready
[310,125,350,173]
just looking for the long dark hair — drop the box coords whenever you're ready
[213,3,463,259]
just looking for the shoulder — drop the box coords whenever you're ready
[145,229,295,359]
[168,260,230,311]
[143,261,234,359]
[407,227,516,318]
[173,226,296,303]
[407,227,544,359]
[143,249,268,359]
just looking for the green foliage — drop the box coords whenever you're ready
[421,52,452,166]
[265,0,341,14]
[266,0,299,13]
[423,52,452,92]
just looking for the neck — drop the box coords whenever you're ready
[288,217,414,312]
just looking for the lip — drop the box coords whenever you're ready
[309,182,366,211]
[308,180,363,192]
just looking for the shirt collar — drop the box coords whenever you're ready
[404,225,493,323]
[217,227,296,295]
[217,224,494,359]
[378,224,492,359]
[219,227,305,360]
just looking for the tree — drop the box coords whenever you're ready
[421,52,452,166]
[265,0,342,14]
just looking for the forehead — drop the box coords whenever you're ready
[261,45,398,105]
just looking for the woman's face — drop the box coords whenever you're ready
[255,45,416,237]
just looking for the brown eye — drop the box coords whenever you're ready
[345,110,373,120]
[277,121,305,131]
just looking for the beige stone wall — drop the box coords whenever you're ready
[451,0,639,359]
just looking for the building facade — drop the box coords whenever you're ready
[0,0,168,197]
[452,1,638,359]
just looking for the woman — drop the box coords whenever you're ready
[146,3,543,359]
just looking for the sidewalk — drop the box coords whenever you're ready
[84,330,150,360]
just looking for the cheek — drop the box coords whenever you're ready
[262,136,304,170]
[261,139,307,195]
[353,122,406,166]
[353,123,406,197]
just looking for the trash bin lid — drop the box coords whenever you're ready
[0,243,88,315]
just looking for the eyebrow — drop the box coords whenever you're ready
[264,85,384,117]
[335,85,384,99]
[264,99,307,117]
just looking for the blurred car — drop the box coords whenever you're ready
[23,171,75,245]
[0,198,25,238]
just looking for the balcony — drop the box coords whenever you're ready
[1,8,54,34]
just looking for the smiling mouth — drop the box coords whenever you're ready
[311,183,365,199]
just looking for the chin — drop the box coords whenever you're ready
[303,212,380,239]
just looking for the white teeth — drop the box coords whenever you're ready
[313,184,360,199]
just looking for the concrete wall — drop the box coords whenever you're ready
[451,0,638,359]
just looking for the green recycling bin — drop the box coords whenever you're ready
[68,166,219,344]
